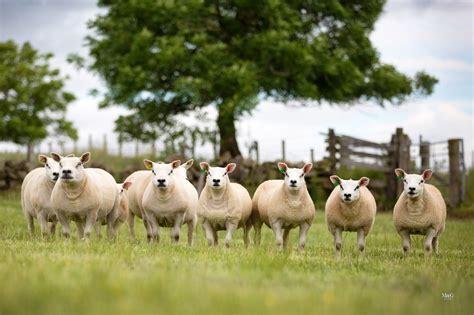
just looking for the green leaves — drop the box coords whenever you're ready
[0,40,77,147]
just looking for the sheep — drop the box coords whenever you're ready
[20,154,63,237]
[393,168,446,256]
[325,175,377,255]
[94,181,133,238]
[125,160,198,245]
[50,152,120,239]
[198,162,252,247]
[251,162,315,250]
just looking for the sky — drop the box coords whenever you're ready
[0,0,473,167]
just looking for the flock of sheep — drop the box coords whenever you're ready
[21,152,447,256]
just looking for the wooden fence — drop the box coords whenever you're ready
[324,128,466,208]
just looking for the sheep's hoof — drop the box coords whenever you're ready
[173,235,179,243]
[207,239,214,246]
[358,244,365,252]
[403,245,410,254]
[224,241,231,248]
[335,242,342,251]
[62,232,70,239]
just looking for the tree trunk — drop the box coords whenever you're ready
[217,102,241,158]
[26,142,34,162]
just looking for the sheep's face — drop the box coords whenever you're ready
[330,176,370,204]
[200,162,236,190]
[278,162,313,191]
[117,181,132,195]
[39,155,60,182]
[395,168,432,199]
[51,152,90,183]
[144,160,180,189]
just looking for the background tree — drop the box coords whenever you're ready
[85,0,437,158]
[0,40,77,161]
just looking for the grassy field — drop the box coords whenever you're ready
[0,190,473,315]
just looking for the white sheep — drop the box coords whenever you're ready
[198,162,252,247]
[125,160,198,245]
[251,162,315,250]
[325,175,377,255]
[94,181,133,238]
[393,168,446,256]
[50,152,120,239]
[21,154,62,237]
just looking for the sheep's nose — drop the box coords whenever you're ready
[62,169,72,174]
[409,187,416,191]
[213,179,221,184]
[290,180,297,185]
[344,193,352,198]
[52,172,59,176]
[157,179,166,184]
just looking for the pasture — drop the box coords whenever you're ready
[0,189,473,315]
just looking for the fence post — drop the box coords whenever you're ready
[102,134,108,155]
[310,148,314,164]
[135,140,139,158]
[419,135,430,171]
[327,128,337,173]
[88,134,93,152]
[281,140,286,161]
[448,139,463,208]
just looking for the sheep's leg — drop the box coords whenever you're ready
[432,236,439,255]
[83,209,99,239]
[56,210,71,239]
[187,220,195,246]
[212,228,219,245]
[298,223,310,251]
[76,221,85,239]
[170,213,185,244]
[25,213,34,237]
[94,223,102,239]
[357,229,366,253]
[334,227,342,256]
[128,213,136,240]
[147,214,160,243]
[282,228,290,249]
[424,228,437,257]
[399,230,411,255]
[243,220,252,247]
[202,220,215,246]
[271,221,284,250]
[142,218,153,242]
[253,220,263,246]
[106,214,118,240]
[224,221,237,248]
[37,210,50,239]
[49,220,57,236]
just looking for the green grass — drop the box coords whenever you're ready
[0,190,473,315]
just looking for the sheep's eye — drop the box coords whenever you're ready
[59,163,62,168]
[340,185,344,190]
[420,180,424,184]
[168,170,173,175]
[45,163,49,168]
[300,173,304,178]
[152,170,156,175]
[403,179,407,184]
[355,185,360,190]
[76,163,81,168]
[285,172,289,177]
[224,172,227,176]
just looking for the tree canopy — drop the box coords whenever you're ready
[85,0,437,157]
[0,40,77,160]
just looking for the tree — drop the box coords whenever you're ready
[0,40,77,161]
[85,0,437,158]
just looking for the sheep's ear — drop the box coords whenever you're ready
[277,162,288,174]
[143,159,154,170]
[330,175,341,185]
[51,152,62,162]
[80,152,91,164]
[225,163,237,174]
[421,169,433,181]
[66,154,75,157]
[302,163,313,175]
[171,160,181,169]
[183,159,194,170]
[394,168,406,178]
[200,162,210,172]
[38,154,48,164]
[122,181,132,190]
[359,177,370,187]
